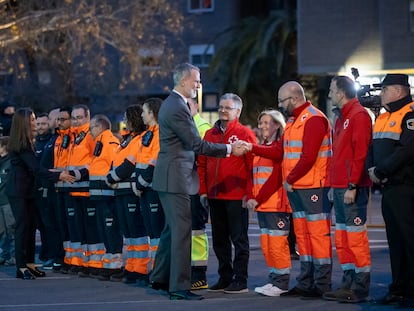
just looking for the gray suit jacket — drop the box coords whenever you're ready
[153,92,227,195]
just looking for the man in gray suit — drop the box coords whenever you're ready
[150,63,242,300]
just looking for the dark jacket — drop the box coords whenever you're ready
[6,148,60,199]
[0,154,11,206]
[367,95,414,185]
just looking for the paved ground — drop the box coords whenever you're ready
[0,193,396,311]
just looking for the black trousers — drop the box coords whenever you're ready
[115,194,147,239]
[209,199,249,284]
[382,184,414,298]
[140,189,164,239]
[8,197,36,269]
[93,197,123,254]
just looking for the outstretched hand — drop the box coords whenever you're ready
[231,140,252,156]
[59,171,76,183]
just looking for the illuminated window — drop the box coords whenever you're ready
[189,45,214,67]
[188,0,214,13]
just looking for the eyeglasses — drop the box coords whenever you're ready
[218,106,238,112]
[278,97,293,104]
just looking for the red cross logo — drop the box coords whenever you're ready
[354,217,362,225]
[310,194,319,202]
[228,135,238,144]
[277,220,285,229]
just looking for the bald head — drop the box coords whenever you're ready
[278,81,307,116]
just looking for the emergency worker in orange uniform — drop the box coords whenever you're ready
[322,76,372,303]
[135,98,165,274]
[106,104,150,284]
[246,109,292,297]
[53,107,73,273]
[244,81,333,298]
[65,105,99,276]
[87,114,121,280]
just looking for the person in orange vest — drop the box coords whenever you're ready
[52,106,73,273]
[368,74,414,309]
[246,109,292,297]
[322,76,372,303]
[87,114,122,280]
[242,81,333,298]
[105,104,150,284]
[135,98,165,277]
[65,104,100,277]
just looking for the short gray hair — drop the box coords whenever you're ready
[173,63,200,86]
[219,93,243,110]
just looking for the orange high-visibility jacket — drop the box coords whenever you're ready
[67,123,95,195]
[89,129,120,197]
[135,125,160,190]
[283,105,332,189]
[252,155,291,213]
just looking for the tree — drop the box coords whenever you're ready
[208,2,301,125]
[0,0,184,109]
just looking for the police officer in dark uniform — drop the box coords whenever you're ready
[368,74,414,308]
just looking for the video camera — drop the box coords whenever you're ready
[351,68,382,110]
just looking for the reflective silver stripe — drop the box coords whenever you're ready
[293,211,306,219]
[284,140,302,147]
[109,170,121,182]
[90,189,114,196]
[254,177,268,185]
[137,175,151,188]
[68,181,89,188]
[355,266,371,273]
[373,131,401,140]
[136,163,149,169]
[285,152,302,159]
[307,212,330,221]
[314,257,332,265]
[255,166,272,173]
[67,165,88,170]
[347,224,367,232]
[117,182,133,189]
[318,150,332,158]
[270,267,291,275]
[89,176,106,181]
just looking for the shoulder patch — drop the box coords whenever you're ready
[407,118,414,130]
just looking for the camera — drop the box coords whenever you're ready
[351,68,382,111]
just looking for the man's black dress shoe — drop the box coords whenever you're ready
[16,269,36,280]
[149,281,169,291]
[27,266,46,277]
[376,293,404,305]
[169,290,204,300]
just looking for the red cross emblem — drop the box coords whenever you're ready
[228,135,238,144]
[277,220,285,229]
[310,194,319,202]
[354,217,362,225]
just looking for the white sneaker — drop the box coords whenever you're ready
[261,285,288,297]
[254,283,274,295]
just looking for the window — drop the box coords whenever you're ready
[189,44,214,67]
[188,0,214,13]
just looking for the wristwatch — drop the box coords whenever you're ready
[348,183,357,190]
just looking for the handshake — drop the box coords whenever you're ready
[230,140,253,156]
